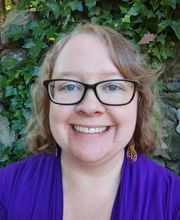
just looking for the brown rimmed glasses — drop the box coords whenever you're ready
[43,79,140,106]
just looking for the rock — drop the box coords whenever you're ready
[177,109,180,120]
[160,104,177,138]
[160,102,177,123]
[167,132,180,161]
[154,142,171,160]
[0,90,2,112]
[176,123,180,134]
[163,79,180,93]
[176,109,180,134]
[163,42,180,81]
[0,48,27,62]
[163,92,180,108]
[0,115,16,147]
[1,10,34,48]
[166,160,180,175]
[159,41,180,168]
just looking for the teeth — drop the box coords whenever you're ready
[73,125,107,133]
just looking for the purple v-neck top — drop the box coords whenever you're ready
[0,149,180,220]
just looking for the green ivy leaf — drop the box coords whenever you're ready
[13,138,24,150]
[161,46,169,59]
[46,3,61,18]
[7,71,20,83]
[122,14,131,23]
[62,14,71,28]
[170,20,180,40]
[68,0,83,11]
[162,19,172,27]
[31,66,40,77]
[156,33,166,45]
[28,40,47,59]
[31,21,49,39]
[166,0,176,9]
[55,32,67,43]
[23,72,31,84]
[156,11,165,19]
[120,6,128,14]
[28,20,39,30]
[45,26,57,38]
[30,0,39,7]
[0,145,11,162]
[2,58,19,72]
[24,100,32,109]
[23,40,36,49]
[128,6,138,16]
[61,6,71,16]
[14,109,23,119]
[11,120,23,131]
[157,23,165,33]
[146,10,155,19]
[46,2,59,12]
[10,97,20,108]
[4,86,18,97]
[22,108,32,120]
[85,0,96,9]
[4,24,23,40]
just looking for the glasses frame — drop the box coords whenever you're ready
[43,78,140,106]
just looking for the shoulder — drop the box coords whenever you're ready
[133,154,180,218]
[135,154,179,182]
[0,153,54,179]
[0,153,56,208]
[133,154,180,190]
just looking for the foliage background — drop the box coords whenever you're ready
[0,0,180,167]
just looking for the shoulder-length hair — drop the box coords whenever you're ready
[25,23,161,155]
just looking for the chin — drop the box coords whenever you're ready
[71,147,111,165]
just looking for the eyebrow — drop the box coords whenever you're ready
[53,70,122,78]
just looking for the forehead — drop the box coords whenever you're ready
[52,34,122,80]
[59,33,108,59]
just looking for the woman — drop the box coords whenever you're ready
[0,23,179,220]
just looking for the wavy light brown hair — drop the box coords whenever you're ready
[26,23,161,155]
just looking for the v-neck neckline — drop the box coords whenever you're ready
[57,147,127,220]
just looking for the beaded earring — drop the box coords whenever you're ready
[126,138,137,162]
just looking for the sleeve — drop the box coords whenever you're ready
[0,167,7,220]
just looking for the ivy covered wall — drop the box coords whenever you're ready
[0,0,180,174]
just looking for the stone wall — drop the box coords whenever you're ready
[0,10,180,174]
[153,43,180,174]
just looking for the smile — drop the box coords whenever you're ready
[73,125,108,134]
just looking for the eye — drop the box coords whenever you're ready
[64,84,77,91]
[106,85,119,91]
[103,83,124,92]
[57,82,81,92]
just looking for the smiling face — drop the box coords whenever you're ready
[49,34,138,164]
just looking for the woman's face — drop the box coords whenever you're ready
[49,34,138,164]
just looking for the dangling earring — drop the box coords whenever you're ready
[126,138,137,162]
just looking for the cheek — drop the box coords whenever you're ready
[49,105,61,128]
[112,108,137,127]
[49,104,72,129]
[108,96,138,130]
[49,104,74,145]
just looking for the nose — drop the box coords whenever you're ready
[75,89,105,117]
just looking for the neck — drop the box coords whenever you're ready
[61,149,124,190]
